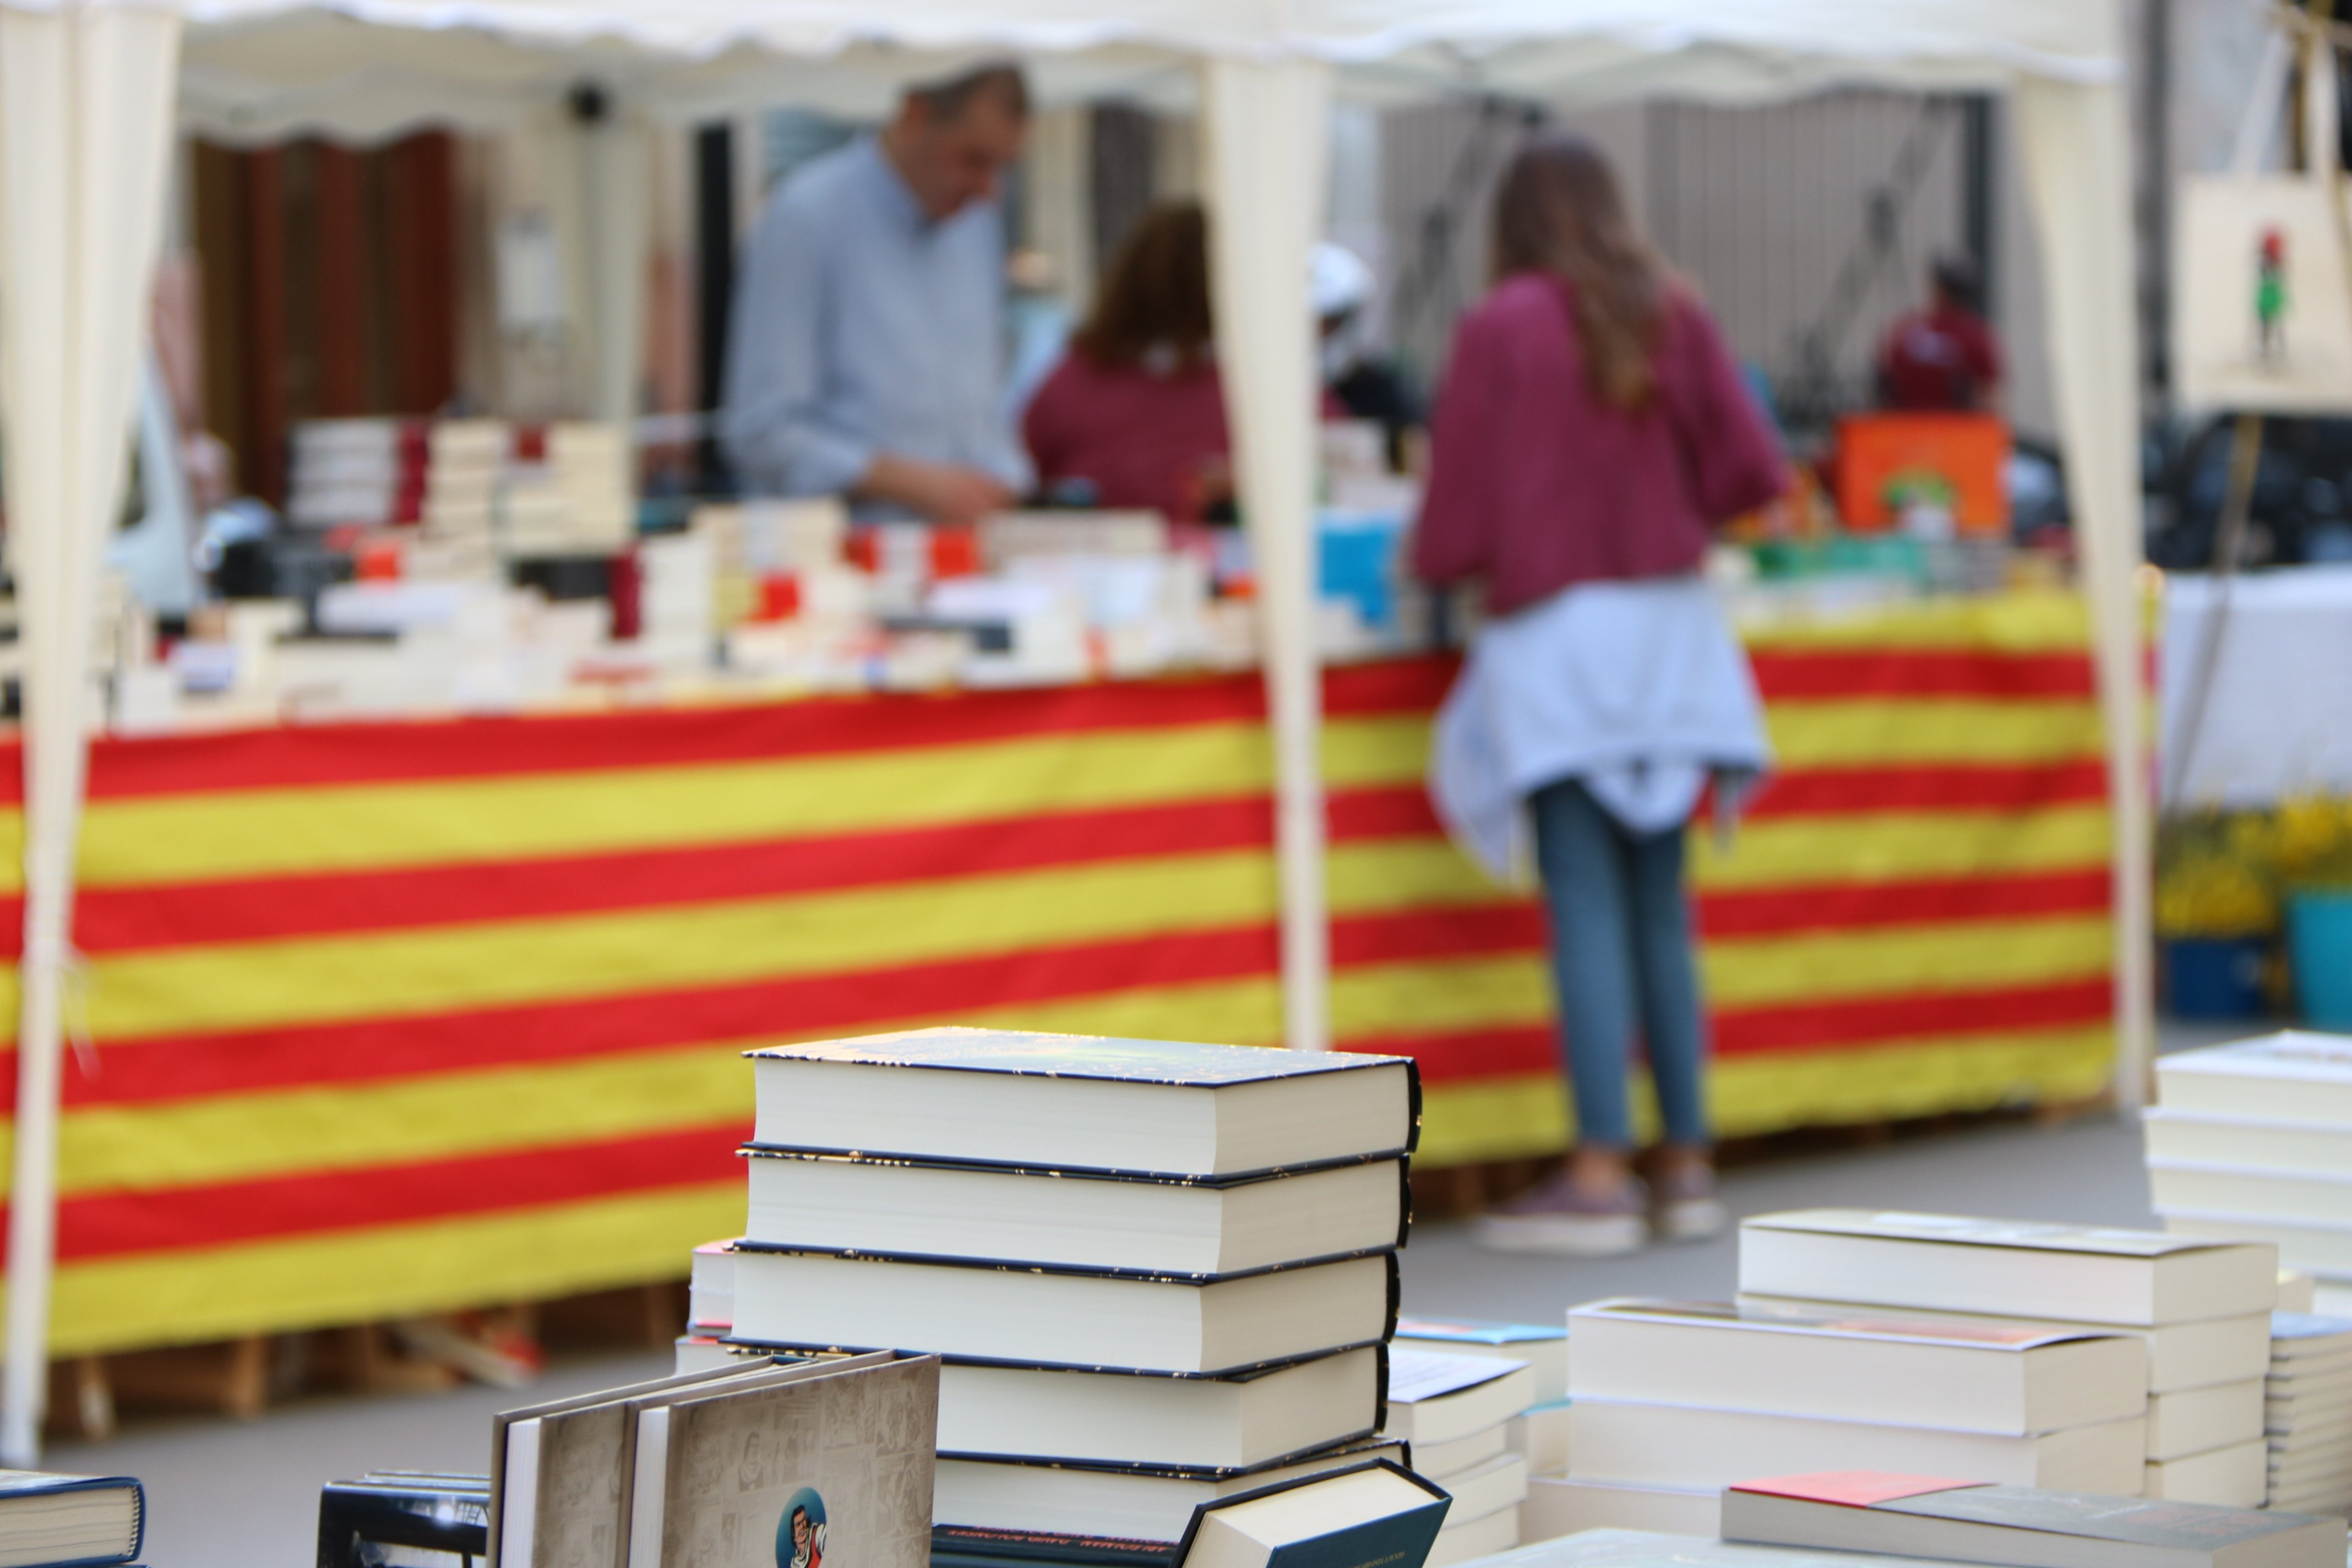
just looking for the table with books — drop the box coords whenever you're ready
[9,589,2117,1359]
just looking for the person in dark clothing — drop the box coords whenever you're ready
[1877,254,2003,411]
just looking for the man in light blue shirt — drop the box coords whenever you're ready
[722,66,1031,525]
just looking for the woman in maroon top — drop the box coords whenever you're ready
[1414,135,1784,1255]
[1023,203,1234,522]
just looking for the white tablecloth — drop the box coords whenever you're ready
[2162,565,2352,808]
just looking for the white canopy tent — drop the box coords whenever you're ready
[0,0,2144,1462]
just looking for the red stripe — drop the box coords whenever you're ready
[1697,869,2110,938]
[5,647,2103,806]
[1748,649,2094,701]
[43,760,2101,958]
[1342,974,2115,1084]
[26,1125,744,1264]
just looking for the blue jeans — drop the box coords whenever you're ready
[1530,777,1711,1150]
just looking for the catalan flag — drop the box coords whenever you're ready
[0,590,2111,1355]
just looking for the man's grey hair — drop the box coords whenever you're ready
[907,62,1031,122]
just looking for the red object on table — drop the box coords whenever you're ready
[1834,412,2011,535]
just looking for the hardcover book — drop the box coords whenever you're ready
[1173,1460,1449,1568]
[742,1028,1417,1177]
[0,1471,144,1568]
[318,1473,483,1568]
[1721,1471,2345,1568]
[626,1354,939,1568]
[934,1439,1410,1543]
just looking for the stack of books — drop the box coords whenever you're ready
[722,1027,1421,1566]
[1550,1295,2149,1536]
[1397,1316,1571,1479]
[0,1472,144,1568]
[490,1351,932,1568]
[1740,1209,2279,1505]
[418,418,508,571]
[1719,1471,2345,1568]
[2150,1033,2352,1314]
[502,421,635,557]
[1384,1347,1536,1563]
[319,1470,486,1567]
[287,417,423,528]
[2265,1313,2352,1513]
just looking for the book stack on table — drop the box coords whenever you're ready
[1550,1292,2152,1537]
[1470,1511,2345,1568]
[1382,1348,1537,1564]
[1395,1317,1571,1478]
[719,1027,1422,1568]
[1739,1209,2280,1505]
[2150,1033,2352,1316]
[2263,1313,2352,1513]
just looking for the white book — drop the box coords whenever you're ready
[744,1029,1415,1178]
[730,1249,1393,1376]
[1739,1210,2277,1325]
[2146,1112,2352,1177]
[1427,1505,1518,1567]
[688,1239,734,1331]
[2272,1313,2352,1360]
[1509,1399,1573,1473]
[1566,1398,2144,1495]
[933,1440,1404,1543]
[1524,1477,1717,1544]
[934,1346,1384,1469]
[1411,1423,1507,1481]
[2157,1033,2352,1124]
[742,1148,1404,1275]
[1439,1453,1528,1525]
[2148,1380,2264,1460]
[1569,1299,2145,1435]
[1739,1292,2270,1393]
[1380,1350,1537,1445]
[2150,1163,2352,1226]
[2144,1438,2270,1505]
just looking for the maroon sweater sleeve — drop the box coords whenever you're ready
[1672,298,1788,524]
[1411,307,1504,586]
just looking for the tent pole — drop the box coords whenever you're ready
[2013,78,2152,1111]
[0,3,183,1463]
[1200,56,1333,1051]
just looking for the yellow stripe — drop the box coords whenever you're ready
[39,916,2104,1197]
[1412,1025,2115,1166]
[37,1043,756,1199]
[1689,804,2109,888]
[39,1182,741,1355]
[1763,700,2098,766]
[1739,590,2092,652]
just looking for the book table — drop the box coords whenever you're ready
[3,589,2113,1355]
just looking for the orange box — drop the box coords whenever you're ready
[1834,412,2011,534]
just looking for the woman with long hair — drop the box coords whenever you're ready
[1022,201,1233,521]
[1413,135,1786,1255]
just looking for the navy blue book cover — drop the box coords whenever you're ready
[1170,1461,1448,1568]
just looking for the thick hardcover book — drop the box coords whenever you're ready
[1569,1299,2146,1435]
[743,1028,1419,1177]
[2155,1033,2352,1123]
[0,1471,144,1568]
[935,1440,1409,1544]
[625,1353,939,1568]
[739,1147,1409,1275]
[1738,1211,2278,1326]
[318,1475,484,1568]
[1172,1460,1449,1568]
[1722,1472,2345,1568]
[935,1526,1182,1568]
[731,1247,1398,1377]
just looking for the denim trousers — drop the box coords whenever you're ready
[1529,776,1711,1150]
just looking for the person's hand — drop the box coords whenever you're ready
[860,455,1016,527]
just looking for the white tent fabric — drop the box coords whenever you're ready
[0,0,2143,1461]
[0,2,183,1463]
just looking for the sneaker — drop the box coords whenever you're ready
[1473,1171,1649,1256]
[1651,1162,1728,1243]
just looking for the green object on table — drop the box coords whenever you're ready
[1750,536,1928,583]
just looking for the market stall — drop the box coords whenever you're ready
[0,0,2143,1458]
[8,591,2112,1357]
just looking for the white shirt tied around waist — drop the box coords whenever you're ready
[1430,574,1772,884]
